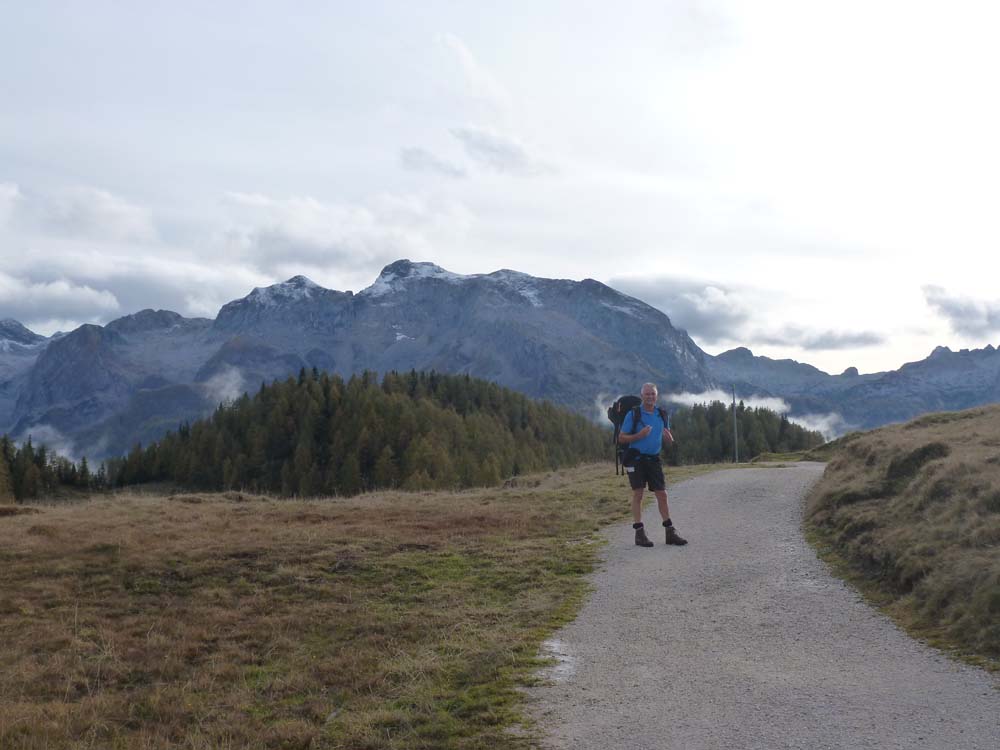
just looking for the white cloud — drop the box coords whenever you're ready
[593,392,617,423]
[609,275,751,343]
[15,318,84,337]
[17,424,79,461]
[31,186,157,243]
[923,285,1000,337]
[753,326,885,351]
[667,389,847,439]
[666,389,789,413]
[788,412,849,442]
[0,272,120,326]
[399,147,466,178]
[0,230,268,329]
[451,126,554,177]
[435,32,511,115]
[220,191,472,290]
[201,365,247,405]
[4,3,1000,378]
[0,182,21,227]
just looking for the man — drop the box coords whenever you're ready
[618,382,688,548]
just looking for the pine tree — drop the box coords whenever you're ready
[374,445,398,488]
[77,456,91,490]
[0,447,14,504]
[337,454,362,496]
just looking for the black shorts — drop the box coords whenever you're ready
[626,456,666,491]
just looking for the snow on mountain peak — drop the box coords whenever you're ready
[362,260,544,306]
[362,260,465,297]
[246,275,324,306]
[487,269,542,307]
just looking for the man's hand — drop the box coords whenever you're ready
[663,428,674,445]
[638,425,652,439]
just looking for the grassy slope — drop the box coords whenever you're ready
[0,462,721,750]
[805,405,1000,668]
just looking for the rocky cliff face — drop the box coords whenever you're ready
[0,320,50,429]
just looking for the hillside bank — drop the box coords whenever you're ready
[806,404,1000,665]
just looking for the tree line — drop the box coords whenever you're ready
[663,400,824,465]
[1,435,99,502]
[1,370,827,502]
[100,369,608,496]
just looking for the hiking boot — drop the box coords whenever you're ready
[634,524,654,548]
[664,525,688,546]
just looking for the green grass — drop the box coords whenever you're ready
[0,461,721,749]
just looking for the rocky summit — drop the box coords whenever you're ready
[2,260,999,459]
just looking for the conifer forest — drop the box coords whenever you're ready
[2,370,825,501]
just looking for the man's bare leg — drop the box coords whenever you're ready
[653,489,671,523]
[631,488,645,523]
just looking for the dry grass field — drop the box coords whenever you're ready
[0,462,719,749]
[806,405,1000,668]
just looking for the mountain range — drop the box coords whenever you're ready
[2,259,998,459]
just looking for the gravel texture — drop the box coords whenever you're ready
[528,463,999,749]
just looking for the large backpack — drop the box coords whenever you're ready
[606,395,669,475]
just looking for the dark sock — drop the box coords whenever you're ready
[663,519,673,528]
[633,522,644,529]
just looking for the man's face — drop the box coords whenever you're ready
[641,386,658,409]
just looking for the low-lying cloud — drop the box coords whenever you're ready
[17,424,81,462]
[593,392,617,423]
[923,285,1000,337]
[667,389,790,413]
[575,390,846,442]
[786,412,849,441]
[201,366,247,406]
[667,390,847,440]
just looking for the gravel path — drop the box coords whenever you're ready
[528,463,999,750]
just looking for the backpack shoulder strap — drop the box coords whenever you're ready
[635,406,668,430]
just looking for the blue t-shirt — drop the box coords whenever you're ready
[622,407,666,456]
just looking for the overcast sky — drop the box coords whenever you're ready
[2,0,999,375]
